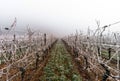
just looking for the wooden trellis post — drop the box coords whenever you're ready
[44,33,46,46]
[13,34,16,43]
[108,48,111,60]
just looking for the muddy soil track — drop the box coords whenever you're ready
[28,51,51,81]
[62,41,91,81]
[28,43,56,81]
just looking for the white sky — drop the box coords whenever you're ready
[0,0,120,37]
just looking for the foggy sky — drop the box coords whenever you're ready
[0,0,120,37]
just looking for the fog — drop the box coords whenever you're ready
[0,0,120,37]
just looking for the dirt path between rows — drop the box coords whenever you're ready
[39,40,82,81]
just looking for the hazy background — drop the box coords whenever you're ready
[0,0,120,37]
